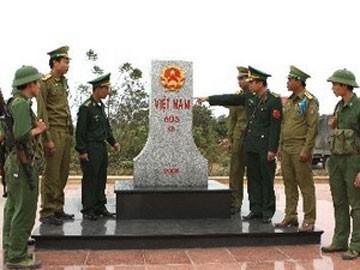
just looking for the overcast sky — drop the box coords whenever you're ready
[1,0,359,116]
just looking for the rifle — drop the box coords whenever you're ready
[0,89,34,195]
[0,140,6,197]
[15,143,34,190]
[0,89,8,197]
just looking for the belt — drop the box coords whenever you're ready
[49,125,72,133]
[88,140,107,144]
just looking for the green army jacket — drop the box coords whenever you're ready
[10,94,41,158]
[75,96,116,154]
[334,94,360,132]
[209,90,283,153]
[227,90,247,140]
[279,89,319,154]
[37,73,73,142]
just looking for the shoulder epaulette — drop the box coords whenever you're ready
[11,96,26,107]
[270,91,280,98]
[304,90,314,100]
[83,99,92,107]
[42,73,52,81]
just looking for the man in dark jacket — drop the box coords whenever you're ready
[75,73,120,220]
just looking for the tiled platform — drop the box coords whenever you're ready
[32,181,322,250]
[1,182,359,269]
[32,206,323,250]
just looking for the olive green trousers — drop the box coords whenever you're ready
[40,128,72,217]
[281,152,316,224]
[328,155,360,251]
[229,138,246,208]
[2,154,38,263]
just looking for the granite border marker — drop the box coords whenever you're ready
[134,60,208,187]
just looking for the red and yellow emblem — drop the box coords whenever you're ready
[272,109,281,120]
[160,65,185,91]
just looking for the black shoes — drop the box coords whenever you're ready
[242,213,272,223]
[275,218,299,228]
[83,213,99,221]
[230,207,241,215]
[82,209,116,220]
[40,212,74,225]
[27,238,36,246]
[55,211,75,220]
[95,209,116,218]
[242,212,262,220]
[321,244,348,253]
[262,217,272,223]
[40,215,63,225]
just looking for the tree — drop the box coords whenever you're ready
[110,63,148,124]
[192,105,230,175]
[107,63,149,174]
[70,49,101,114]
[69,50,149,175]
[69,49,231,176]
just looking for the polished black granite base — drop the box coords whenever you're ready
[115,180,231,219]
[32,186,324,250]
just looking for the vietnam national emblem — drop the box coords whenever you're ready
[160,65,185,91]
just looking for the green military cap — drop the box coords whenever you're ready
[247,66,271,82]
[327,69,359,88]
[47,46,70,60]
[12,65,42,87]
[288,65,311,82]
[237,66,248,77]
[88,73,111,88]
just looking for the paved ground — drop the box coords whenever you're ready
[1,181,359,269]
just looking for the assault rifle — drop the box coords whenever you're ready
[0,89,9,197]
[0,89,34,196]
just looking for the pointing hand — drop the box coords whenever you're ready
[195,97,209,105]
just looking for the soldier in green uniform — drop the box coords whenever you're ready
[276,66,319,232]
[75,73,120,220]
[3,65,47,269]
[37,46,74,225]
[197,66,283,223]
[0,119,6,195]
[228,66,250,214]
[321,69,360,260]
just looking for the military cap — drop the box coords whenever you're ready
[47,46,70,60]
[288,66,311,82]
[247,66,271,82]
[237,66,248,77]
[12,65,42,87]
[88,73,111,88]
[327,69,359,88]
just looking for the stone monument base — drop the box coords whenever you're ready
[32,196,323,250]
[114,180,231,219]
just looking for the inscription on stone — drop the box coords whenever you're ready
[133,60,208,187]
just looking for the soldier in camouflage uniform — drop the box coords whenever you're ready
[228,66,250,214]
[276,66,319,232]
[37,46,74,225]
[197,66,282,223]
[75,73,120,220]
[321,69,360,260]
[3,65,47,269]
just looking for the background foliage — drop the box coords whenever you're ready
[69,50,230,176]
